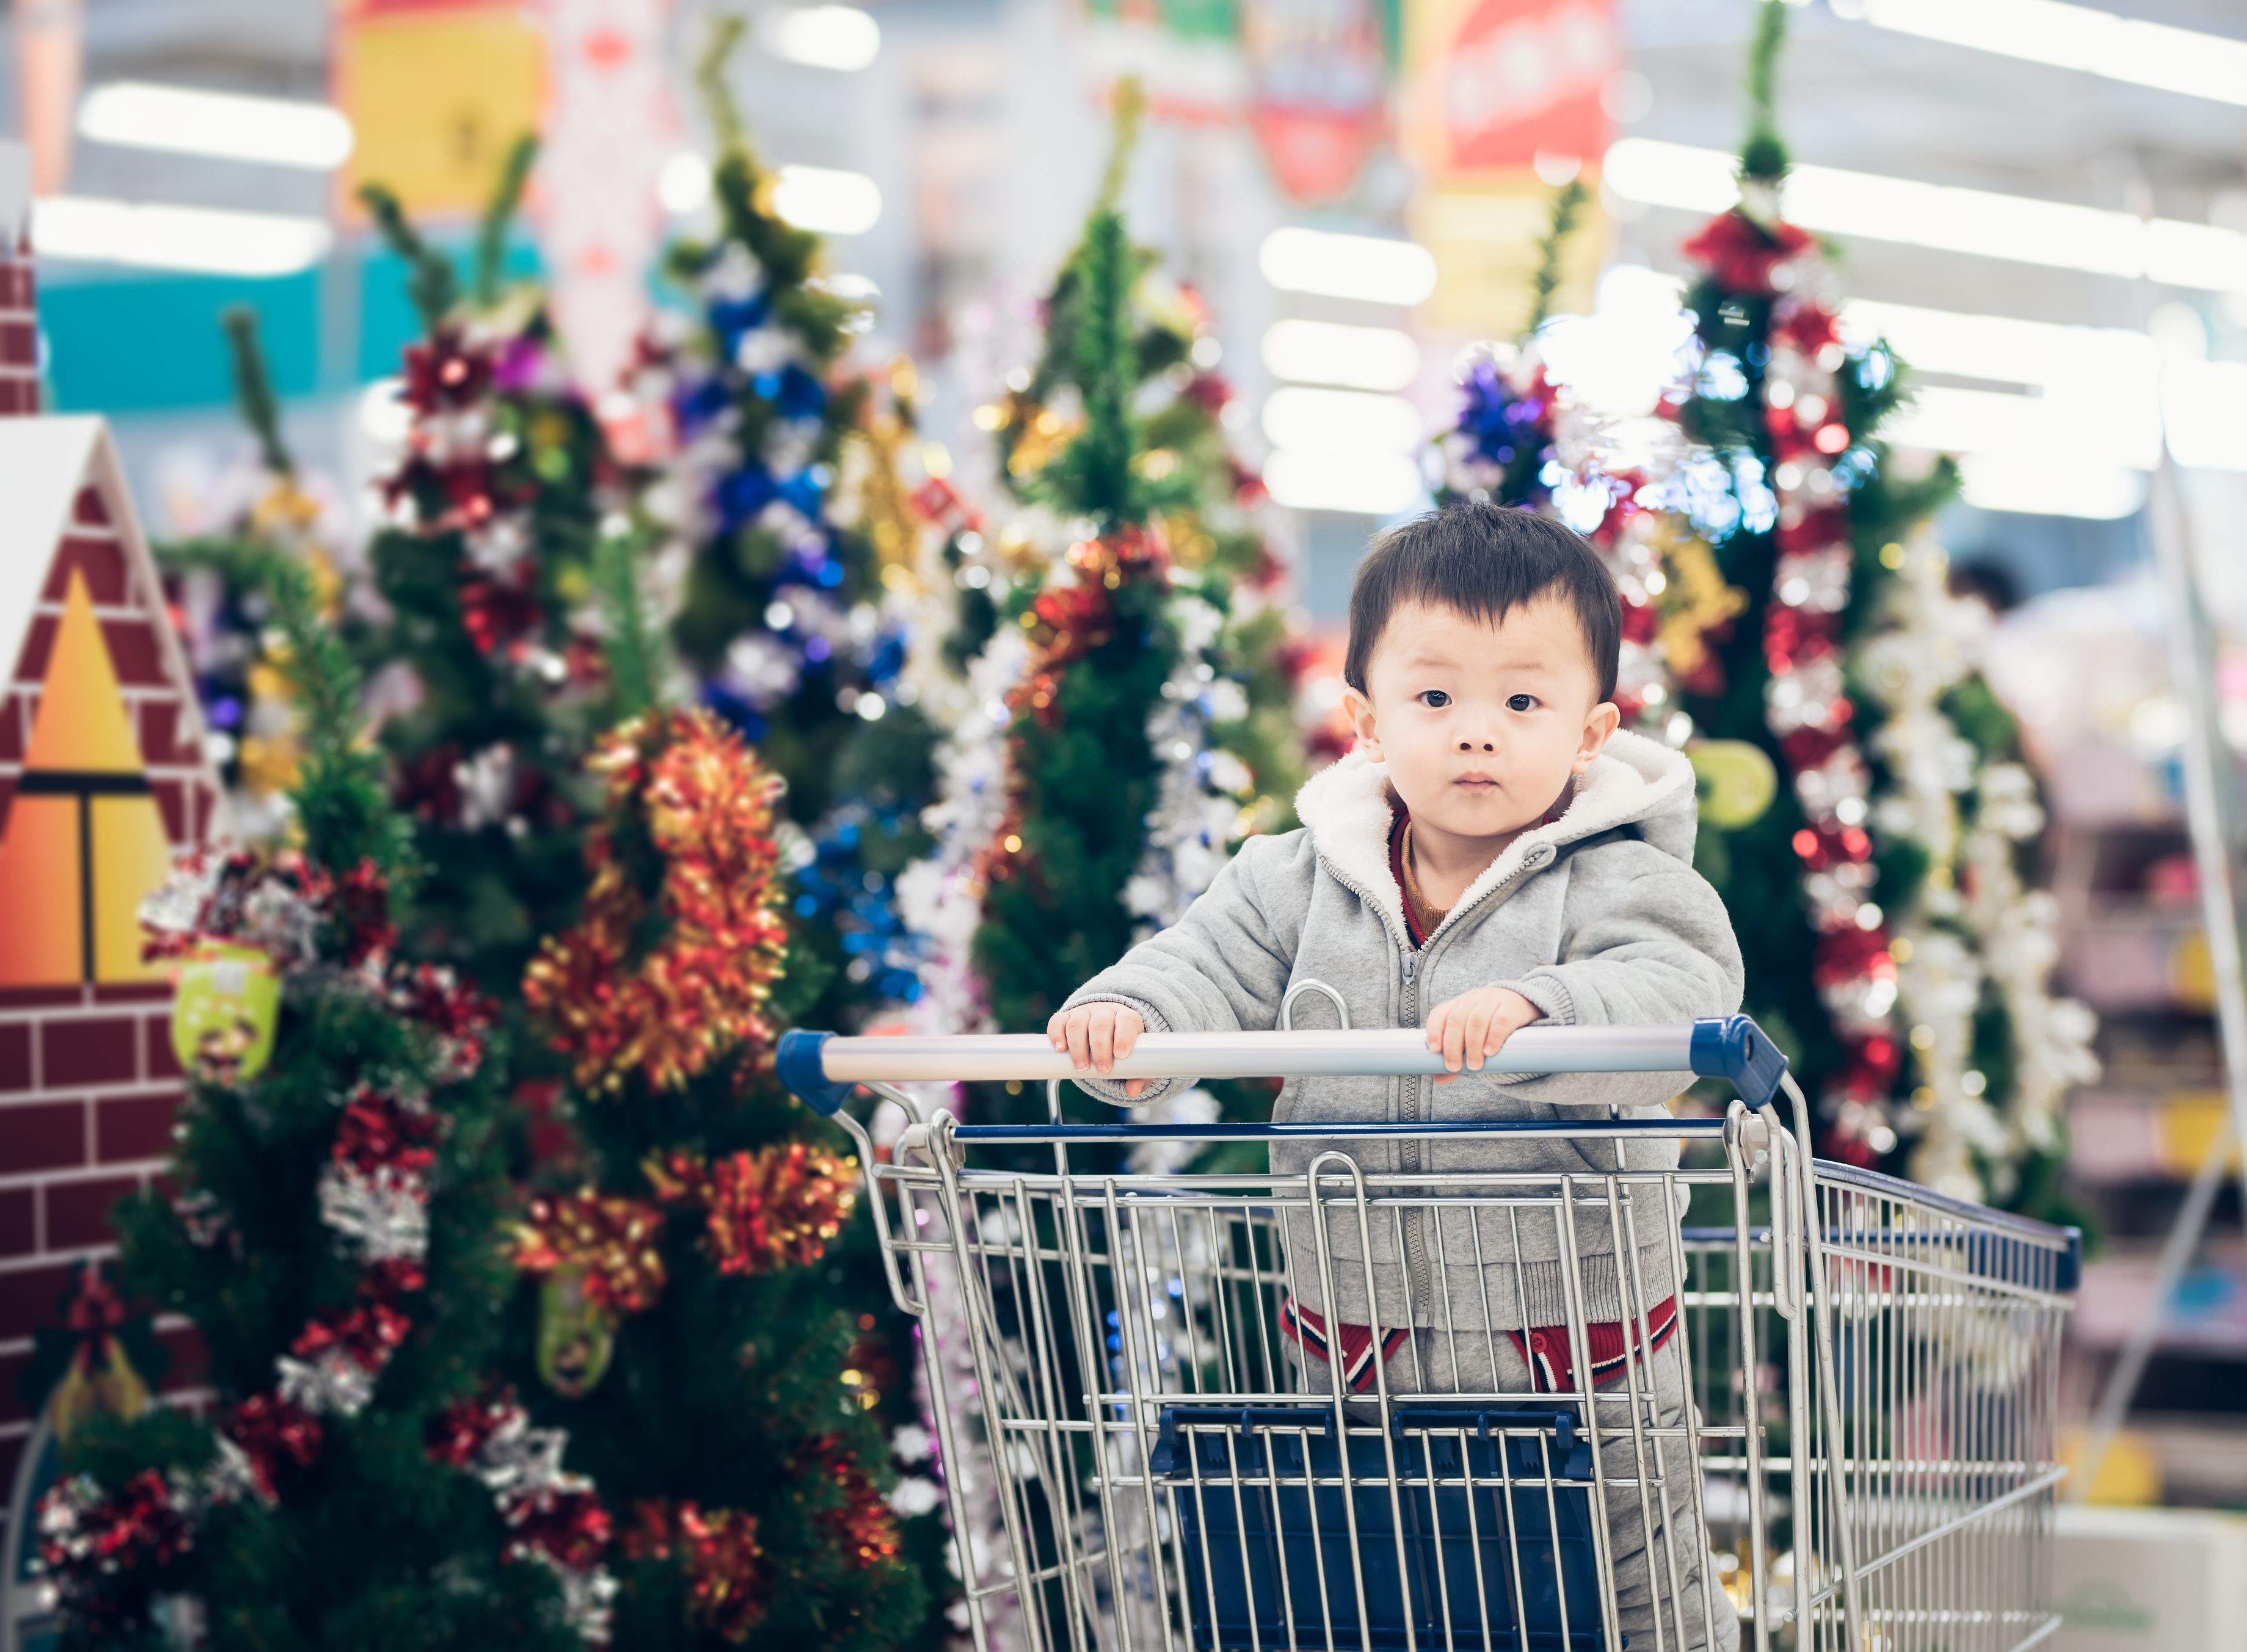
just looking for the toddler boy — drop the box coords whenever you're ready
[1050,499,1744,1651]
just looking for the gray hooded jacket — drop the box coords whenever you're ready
[1063,728,1745,1333]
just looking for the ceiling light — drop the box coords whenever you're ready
[360,377,412,445]
[1857,0,2247,109]
[659,152,713,216]
[1957,454,2147,520]
[771,166,881,236]
[1261,386,1423,454]
[2163,360,2247,472]
[1603,137,2247,291]
[1261,319,1420,391]
[1262,450,1425,515]
[78,81,354,170]
[1260,228,1438,306]
[1842,297,2157,388]
[758,6,882,72]
[34,195,333,277]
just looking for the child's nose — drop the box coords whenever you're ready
[1456,737,1496,753]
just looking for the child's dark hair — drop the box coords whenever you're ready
[1344,501,1621,701]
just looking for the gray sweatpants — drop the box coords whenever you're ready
[1288,1328,1741,1652]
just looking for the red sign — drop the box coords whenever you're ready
[1244,0,1392,205]
[1434,0,1616,173]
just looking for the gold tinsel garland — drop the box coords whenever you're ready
[644,1144,859,1278]
[523,710,790,1095]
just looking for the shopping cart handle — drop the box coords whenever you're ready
[777,1014,1790,1114]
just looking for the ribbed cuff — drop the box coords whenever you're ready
[1054,994,1182,1107]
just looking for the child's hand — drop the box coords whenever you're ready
[1048,1003,1150,1099]
[1425,987,1541,1082]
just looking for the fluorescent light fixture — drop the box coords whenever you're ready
[1842,297,2157,389]
[1260,228,1438,306]
[1263,449,1425,515]
[79,81,354,170]
[1534,263,1698,417]
[758,5,882,72]
[33,194,332,277]
[1261,319,1420,391]
[1603,137,2247,291]
[659,152,713,216]
[1957,454,2147,520]
[2163,359,2247,472]
[1261,386,1422,454]
[1857,0,2247,110]
[771,165,881,236]
[360,377,412,445]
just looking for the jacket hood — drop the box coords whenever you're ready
[1291,728,1700,943]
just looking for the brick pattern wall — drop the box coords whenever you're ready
[0,476,218,1498]
[0,238,31,418]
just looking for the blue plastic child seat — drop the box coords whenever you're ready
[1150,1402,1611,1651]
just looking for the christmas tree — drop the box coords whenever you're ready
[1655,0,2094,1203]
[629,21,939,1035]
[355,137,631,1013]
[38,550,613,1648]
[155,311,343,842]
[1434,179,1749,741]
[507,690,927,1649]
[970,84,1313,1071]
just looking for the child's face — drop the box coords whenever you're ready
[1343,597,1620,845]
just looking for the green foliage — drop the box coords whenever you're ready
[976,579,1179,1036]
[357,181,460,331]
[1527,178,1589,335]
[222,306,294,479]
[512,720,928,1651]
[60,554,581,1650]
[476,135,540,308]
[356,166,615,1009]
[1741,0,1791,185]
[970,74,1309,1062]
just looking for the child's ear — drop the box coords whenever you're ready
[1341,685,1381,759]
[1572,702,1622,772]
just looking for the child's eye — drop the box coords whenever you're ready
[1418,690,1451,708]
[1506,694,1539,712]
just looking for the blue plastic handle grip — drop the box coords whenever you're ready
[1688,1015,1790,1109]
[777,1029,854,1116]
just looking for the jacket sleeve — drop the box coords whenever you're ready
[1488,856,1744,1110]
[1058,834,1304,1107]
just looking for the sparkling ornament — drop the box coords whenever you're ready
[1689,741,1779,829]
[644,1143,857,1277]
[169,942,281,1083]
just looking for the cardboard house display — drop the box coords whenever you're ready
[0,148,223,1532]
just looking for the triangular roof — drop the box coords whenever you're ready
[26,572,146,774]
[0,417,204,755]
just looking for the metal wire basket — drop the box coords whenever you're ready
[783,1013,2076,1652]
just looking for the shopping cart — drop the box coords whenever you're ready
[779,1010,2077,1652]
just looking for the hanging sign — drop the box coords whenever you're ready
[1243,0,1392,205]
[335,0,547,221]
[536,0,674,396]
[1401,0,1616,336]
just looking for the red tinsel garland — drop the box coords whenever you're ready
[643,1143,859,1278]
[523,710,791,1096]
[43,848,618,1639]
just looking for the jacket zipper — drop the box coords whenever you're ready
[1315,846,1553,1327]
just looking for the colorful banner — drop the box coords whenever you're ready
[15,0,81,197]
[537,0,675,396]
[1401,0,1617,336]
[335,0,546,221]
[1243,0,1392,204]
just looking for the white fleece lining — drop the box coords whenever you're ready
[1293,730,1696,944]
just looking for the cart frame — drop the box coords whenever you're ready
[782,1015,2076,1652]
